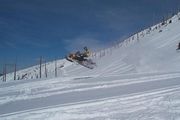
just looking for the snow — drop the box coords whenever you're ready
[0,13,180,120]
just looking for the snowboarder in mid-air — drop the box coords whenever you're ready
[66,47,96,69]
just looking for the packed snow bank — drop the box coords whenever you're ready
[1,75,180,120]
[1,72,180,119]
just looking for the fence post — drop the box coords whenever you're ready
[14,63,16,80]
[45,60,47,78]
[4,64,6,82]
[39,56,42,79]
[55,59,57,77]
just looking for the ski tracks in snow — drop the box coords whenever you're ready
[1,81,180,120]
[0,72,180,118]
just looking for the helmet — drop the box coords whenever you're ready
[84,46,88,51]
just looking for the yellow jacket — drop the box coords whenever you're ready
[83,50,91,57]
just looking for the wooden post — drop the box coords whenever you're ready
[45,60,47,78]
[14,64,16,80]
[55,59,57,77]
[40,56,42,79]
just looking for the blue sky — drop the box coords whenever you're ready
[0,0,180,71]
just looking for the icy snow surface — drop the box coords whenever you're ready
[1,14,180,120]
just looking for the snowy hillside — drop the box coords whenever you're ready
[2,13,180,81]
[0,13,180,120]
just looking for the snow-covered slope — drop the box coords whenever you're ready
[0,13,180,120]
[2,13,180,81]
